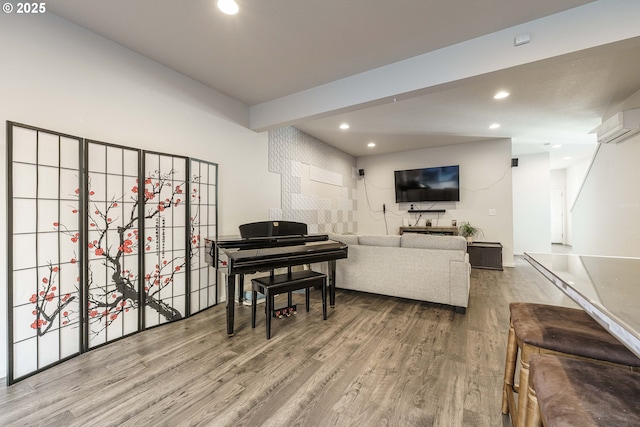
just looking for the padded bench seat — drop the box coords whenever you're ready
[502,303,640,427]
[527,353,640,426]
[251,270,327,339]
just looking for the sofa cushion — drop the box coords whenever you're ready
[358,235,401,247]
[401,234,467,251]
[320,232,471,310]
[332,245,466,306]
[328,233,359,246]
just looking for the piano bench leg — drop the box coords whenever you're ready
[266,289,272,340]
[322,277,327,320]
[251,289,258,329]
[305,287,310,312]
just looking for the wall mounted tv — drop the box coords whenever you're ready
[394,165,460,203]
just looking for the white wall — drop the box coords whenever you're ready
[565,155,593,246]
[0,13,280,379]
[571,134,640,256]
[356,138,514,267]
[512,153,552,255]
[571,88,640,257]
[550,169,567,244]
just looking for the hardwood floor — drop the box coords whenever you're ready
[0,257,576,427]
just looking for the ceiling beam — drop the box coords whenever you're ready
[250,0,640,131]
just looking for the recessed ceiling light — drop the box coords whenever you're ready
[217,0,239,15]
[489,123,501,129]
[494,91,510,99]
[563,156,572,160]
[552,144,562,148]
[367,142,376,148]
[339,123,350,130]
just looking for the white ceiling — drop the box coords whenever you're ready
[47,0,640,168]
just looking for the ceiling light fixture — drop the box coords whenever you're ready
[339,123,350,130]
[367,142,376,148]
[217,0,239,15]
[552,144,562,148]
[494,91,510,99]
[489,123,501,129]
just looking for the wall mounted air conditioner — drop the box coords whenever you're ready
[596,108,640,144]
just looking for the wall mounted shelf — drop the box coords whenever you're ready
[408,209,446,213]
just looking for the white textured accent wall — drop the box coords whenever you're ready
[268,127,357,234]
[309,165,343,186]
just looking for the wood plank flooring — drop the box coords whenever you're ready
[0,256,576,427]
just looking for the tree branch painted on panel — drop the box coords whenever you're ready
[85,190,142,334]
[85,170,189,337]
[28,260,77,336]
[35,170,202,339]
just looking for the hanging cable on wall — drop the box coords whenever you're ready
[361,172,401,235]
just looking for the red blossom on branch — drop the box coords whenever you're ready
[50,169,202,341]
[28,262,77,336]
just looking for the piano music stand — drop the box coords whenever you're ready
[239,221,308,238]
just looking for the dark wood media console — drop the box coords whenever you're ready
[467,241,503,270]
[399,226,458,236]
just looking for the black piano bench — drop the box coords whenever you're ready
[251,270,327,340]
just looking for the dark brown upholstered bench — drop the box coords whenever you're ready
[526,354,640,426]
[251,270,327,339]
[502,302,640,427]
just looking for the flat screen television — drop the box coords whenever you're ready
[394,165,460,203]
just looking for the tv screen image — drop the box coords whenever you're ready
[394,165,460,203]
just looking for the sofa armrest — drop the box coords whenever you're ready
[450,258,471,308]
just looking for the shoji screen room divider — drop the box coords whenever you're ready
[7,122,218,385]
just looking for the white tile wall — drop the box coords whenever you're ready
[268,127,357,234]
[309,165,342,186]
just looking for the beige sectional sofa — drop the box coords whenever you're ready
[324,232,471,313]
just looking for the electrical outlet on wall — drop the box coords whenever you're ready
[488,209,497,216]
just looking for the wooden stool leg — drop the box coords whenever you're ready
[516,346,533,427]
[251,288,258,328]
[305,287,310,312]
[502,324,518,414]
[266,289,272,340]
[524,379,542,427]
[322,278,327,320]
